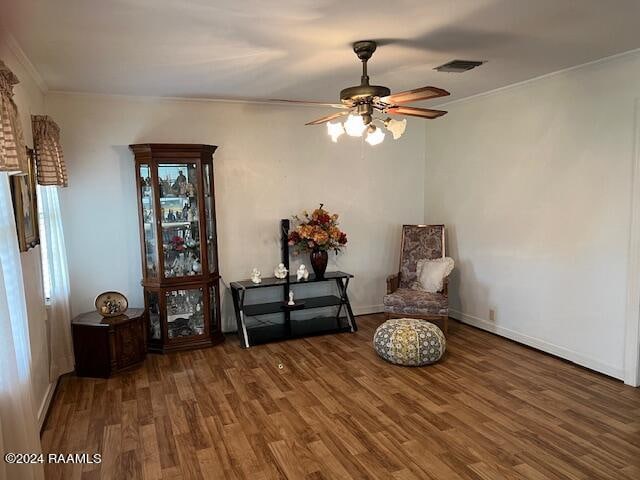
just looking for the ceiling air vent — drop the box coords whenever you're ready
[434,60,485,73]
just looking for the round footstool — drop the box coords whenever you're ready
[373,318,446,366]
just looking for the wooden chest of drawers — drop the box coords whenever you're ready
[71,308,146,378]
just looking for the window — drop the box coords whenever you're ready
[37,185,52,301]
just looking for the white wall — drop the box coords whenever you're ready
[45,93,426,331]
[0,30,53,424]
[424,51,640,379]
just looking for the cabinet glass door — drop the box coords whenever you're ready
[139,164,158,277]
[165,288,205,339]
[203,163,217,273]
[209,283,218,331]
[147,291,161,340]
[157,163,202,278]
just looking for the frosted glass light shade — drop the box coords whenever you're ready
[365,126,385,146]
[326,121,345,142]
[344,114,367,137]
[385,118,407,140]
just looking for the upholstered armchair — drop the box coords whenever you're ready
[383,225,449,333]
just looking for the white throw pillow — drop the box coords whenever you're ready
[416,257,454,293]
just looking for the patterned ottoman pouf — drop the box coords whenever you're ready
[373,318,446,366]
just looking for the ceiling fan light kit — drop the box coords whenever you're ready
[385,118,407,140]
[344,114,367,137]
[327,121,345,142]
[292,40,451,146]
[365,125,385,146]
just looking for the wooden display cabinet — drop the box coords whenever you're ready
[130,144,223,352]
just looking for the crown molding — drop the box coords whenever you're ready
[3,31,48,94]
[46,89,331,109]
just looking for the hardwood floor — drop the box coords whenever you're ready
[42,314,640,480]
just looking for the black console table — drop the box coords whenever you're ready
[230,219,358,348]
[230,271,357,348]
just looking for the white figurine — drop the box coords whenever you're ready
[296,264,309,281]
[250,268,262,284]
[191,256,202,274]
[287,291,295,306]
[274,263,288,279]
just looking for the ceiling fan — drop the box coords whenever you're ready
[273,40,450,145]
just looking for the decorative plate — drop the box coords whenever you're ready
[95,291,128,317]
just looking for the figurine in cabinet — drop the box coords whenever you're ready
[159,177,171,197]
[185,230,197,248]
[192,257,202,274]
[171,253,186,277]
[172,170,187,195]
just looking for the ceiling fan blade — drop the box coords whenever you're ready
[387,106,447,119]
[270,99,349,109]
[381,86,450,104]
[305,111,350,125]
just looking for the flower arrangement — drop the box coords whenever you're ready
[170,235,186,252]
[288,204,347,254]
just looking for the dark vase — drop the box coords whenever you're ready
[310,249,328,279]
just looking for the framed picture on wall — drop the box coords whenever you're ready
[10,147,40,251]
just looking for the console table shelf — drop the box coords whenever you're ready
[243,294,342,316]
[230,271,357,348]
[245,316,352,346]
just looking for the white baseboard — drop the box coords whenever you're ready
[37,380,58,430]
[450,309,624,380]
[353,304,384,316]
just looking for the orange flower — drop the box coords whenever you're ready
[312,229,329,245]
[329,226,341,240]
[298,225,313,239]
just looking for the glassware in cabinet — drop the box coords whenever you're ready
[165,288,205,339]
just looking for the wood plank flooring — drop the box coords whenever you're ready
[42,314,640,479]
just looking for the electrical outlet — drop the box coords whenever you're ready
[489,309,496,322]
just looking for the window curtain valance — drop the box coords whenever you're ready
[32,115,68,187]
[0,60,28,174]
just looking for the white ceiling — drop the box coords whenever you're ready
[3,0,640,104]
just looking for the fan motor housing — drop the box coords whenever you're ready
[340,84,390,102]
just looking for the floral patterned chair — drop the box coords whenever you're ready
[383,225,449,334]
